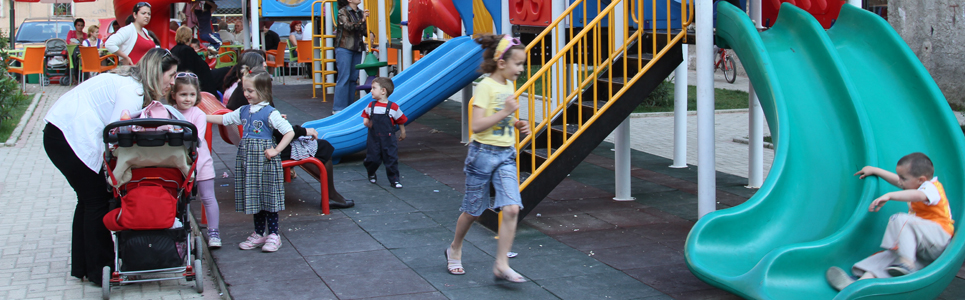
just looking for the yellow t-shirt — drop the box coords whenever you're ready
[472,77,516,147]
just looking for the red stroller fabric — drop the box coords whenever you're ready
[103,168,183,231]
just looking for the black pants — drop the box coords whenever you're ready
[363,133,400,183]
[44,123,113,284]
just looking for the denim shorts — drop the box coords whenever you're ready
[461,141,524,217]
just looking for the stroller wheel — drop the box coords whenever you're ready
[101,266,111,299]
[193,259,203,293]
[42,77,50,86]
[195,236,203,263]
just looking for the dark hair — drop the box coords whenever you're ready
[372,77,394,98]
[243,69,273,105]
[125,15,135,26]
[146,30,160,46]
[190,38,200,45]
[168,73,202,106]
[222,50,266,90]
[897,152,934,179]
[475,34,524,74]
[74,18,85,27]
[133,1,151,13]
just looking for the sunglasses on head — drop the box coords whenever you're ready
[176,72,198,78]
[134,2,151,10]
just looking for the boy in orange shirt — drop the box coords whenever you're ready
[827,152,954,291]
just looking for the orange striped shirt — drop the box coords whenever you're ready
[910,178,955,236]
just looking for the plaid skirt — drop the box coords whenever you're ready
[235,138,285,214]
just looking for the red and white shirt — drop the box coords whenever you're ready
[361,101,407,125]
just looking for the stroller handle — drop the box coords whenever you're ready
[102,118,199,146]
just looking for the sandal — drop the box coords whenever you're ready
[494,267,526,283]
[445,247,465,275]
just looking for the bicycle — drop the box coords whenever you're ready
[715,47,737,84]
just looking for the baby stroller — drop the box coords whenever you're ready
[43,38,71,86]
[100,117,202,299]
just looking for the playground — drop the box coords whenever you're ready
[4,0,965,298]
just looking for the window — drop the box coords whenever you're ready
[52,3,73,17]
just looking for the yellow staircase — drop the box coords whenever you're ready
[473,0,694,229]
[311,0,339,101]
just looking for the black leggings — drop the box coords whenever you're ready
[44,123,114,284]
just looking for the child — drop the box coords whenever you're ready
[361,77,407,189]
[826,152,954,291]
[206,67,295,252]
[445,34,532,282]
[168,72,222,247]
[82,25,102,48]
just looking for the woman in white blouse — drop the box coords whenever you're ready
[42,48,179,286]
[104,2,155,65]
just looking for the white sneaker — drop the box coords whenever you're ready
[239,232,267,250]
[262,233,282,252]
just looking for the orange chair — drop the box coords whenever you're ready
[265,42,287,85]
[77,46,118,82]
[296,40,313,76]
[7,47,46,92]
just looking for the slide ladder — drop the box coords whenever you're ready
[476,0,694,229]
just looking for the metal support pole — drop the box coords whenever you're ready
[500,0,510,35]
[461,85,472,143]
[696,0,716,218]
[748,85,764,188]
[614,118,634,201]
[401,0,412,70]
[671,44,689,168]
[9,0,14,50]
[612,0,631,200]
[747,0,764,188]
[378,0,388,77]
[249,0,260,49]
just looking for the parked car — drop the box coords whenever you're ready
[15,18,74,49]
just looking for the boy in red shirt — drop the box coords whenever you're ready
[362,77,407,188]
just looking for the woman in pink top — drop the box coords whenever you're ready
[167,72,222,248]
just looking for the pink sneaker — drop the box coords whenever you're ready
[239,232,267,250]
[262,234,282,252]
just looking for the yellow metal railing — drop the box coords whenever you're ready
[469,0,693,191]
[311,0,339,101]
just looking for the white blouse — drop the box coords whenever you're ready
[221,101,293,135]
[44,73,144,172]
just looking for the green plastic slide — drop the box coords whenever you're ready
[685,3,965,299]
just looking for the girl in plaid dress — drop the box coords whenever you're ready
[206,67,295,252]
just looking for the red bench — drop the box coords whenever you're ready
[198,92,330,216]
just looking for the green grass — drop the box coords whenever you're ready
[0,95,33,142]
[633,83,750,113]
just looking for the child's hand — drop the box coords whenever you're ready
[869,194,890,212]
[514,120,531,136]
[281,114,288,119]
[854,166,879,179]
[398,130,406,141]
[305,128,318,140]
[503,96,520,113]
[265,148,280,159]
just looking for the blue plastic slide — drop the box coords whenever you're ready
[302,36,482,161]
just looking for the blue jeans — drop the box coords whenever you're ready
[461,141,524,217]
[334,47,363,112]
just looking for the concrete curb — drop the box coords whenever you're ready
[629,108,749,118]
[4,93,42,147]
[188,210,232,300]
[732,136,775,149]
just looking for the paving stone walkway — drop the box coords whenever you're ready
[0,83,221,300]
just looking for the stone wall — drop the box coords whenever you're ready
[888,0,965,107]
